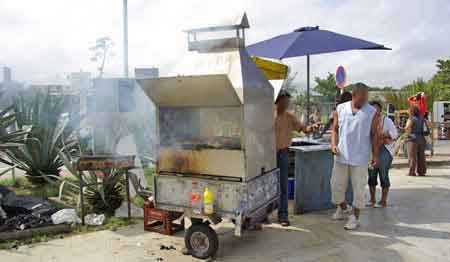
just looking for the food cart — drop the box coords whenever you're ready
[137,16,279,259]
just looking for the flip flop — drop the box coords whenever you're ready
[366,202,376,208]
[374,202,387,208]
[280,220,290,227]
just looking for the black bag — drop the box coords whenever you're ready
[423,122,430,136]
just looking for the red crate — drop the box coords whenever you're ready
[143,201,184,235]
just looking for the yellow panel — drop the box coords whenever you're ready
[158,148,245,178]
[252,56,288,80]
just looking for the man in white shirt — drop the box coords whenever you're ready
[368,101,398,208]
[331,83,380,230]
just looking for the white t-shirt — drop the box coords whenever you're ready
[381,116,398,157]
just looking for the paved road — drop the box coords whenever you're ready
[1,166,450,262]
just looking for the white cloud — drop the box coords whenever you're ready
[1,0,449,88]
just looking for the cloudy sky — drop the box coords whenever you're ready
[1,0,449,88]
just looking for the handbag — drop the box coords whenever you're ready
[423,121,430,136]
[379,144,393,169]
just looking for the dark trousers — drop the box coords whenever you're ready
[407,137,427,176]
[277,149,289,220]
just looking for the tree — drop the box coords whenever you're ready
[281,71,299,97]
[90,37,114,78]
[433,58,450,87]
[313,73,338,102]
[384,62,450,113]
[294,91,308,107]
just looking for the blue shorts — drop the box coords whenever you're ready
[368,167,390,188]
[368,145,392,188]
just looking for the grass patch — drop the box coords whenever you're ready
[0,177,59,199]
[0,217,143,250]
[0,174,146,250]
[71,217,142,233]
[0,178,17,187]
[143,165,155,190]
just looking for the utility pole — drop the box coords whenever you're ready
[123,0,129,78]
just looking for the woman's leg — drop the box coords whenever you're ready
[407,141,418,176]
[378,146,392,207]
[417,137,427,176]
[379,167,390,207]
[367,168,378,206]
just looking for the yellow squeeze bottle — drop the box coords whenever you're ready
[203,186,214,215]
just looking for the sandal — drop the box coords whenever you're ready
[366,202,376,208]
[280,220,290,227]
[374,202,387,208]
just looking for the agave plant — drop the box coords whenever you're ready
[0,106,29,149]
[57,149,132,216]
[0,105,29,177]
[2,90,77,184]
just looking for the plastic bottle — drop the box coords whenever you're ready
[203,186,214,215]
[191,181,202,215]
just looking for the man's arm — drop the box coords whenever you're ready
[292,114,319,134]
[370,115,381,166]
[331,111,339,155]
[388,118,398,140]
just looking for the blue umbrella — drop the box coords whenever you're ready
[247,26,390,123]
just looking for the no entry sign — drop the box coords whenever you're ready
[336,65,346,89]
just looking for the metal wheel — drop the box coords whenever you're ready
[185,223,218,259]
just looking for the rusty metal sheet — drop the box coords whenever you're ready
[157,148,245,178]
[76,155,135,171]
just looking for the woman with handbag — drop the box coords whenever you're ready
[405,106,431,176]
[367,101,398,208]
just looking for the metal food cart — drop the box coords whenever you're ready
[137,16,279,259]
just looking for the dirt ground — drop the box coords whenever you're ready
[1,165,450,262]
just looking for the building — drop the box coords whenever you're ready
[134,67,159,79]
[70,72,92,117]
[70,72,91,92]
[0,67,24,108]
[2,67,12,82]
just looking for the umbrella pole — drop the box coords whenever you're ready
[306,54,310,126]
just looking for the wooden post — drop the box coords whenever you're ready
[125,171,131,220]
[79,171,85,225]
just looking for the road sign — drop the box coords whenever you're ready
[336,65,346,89]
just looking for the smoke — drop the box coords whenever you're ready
[88,78,155,160]
[85,78,157,191]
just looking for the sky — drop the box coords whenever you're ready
[1,0,449,88]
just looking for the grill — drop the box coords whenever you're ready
[138,21,276,181]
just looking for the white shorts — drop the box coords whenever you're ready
[331,160,368,209]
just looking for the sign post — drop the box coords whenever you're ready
[335,65,346,92]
